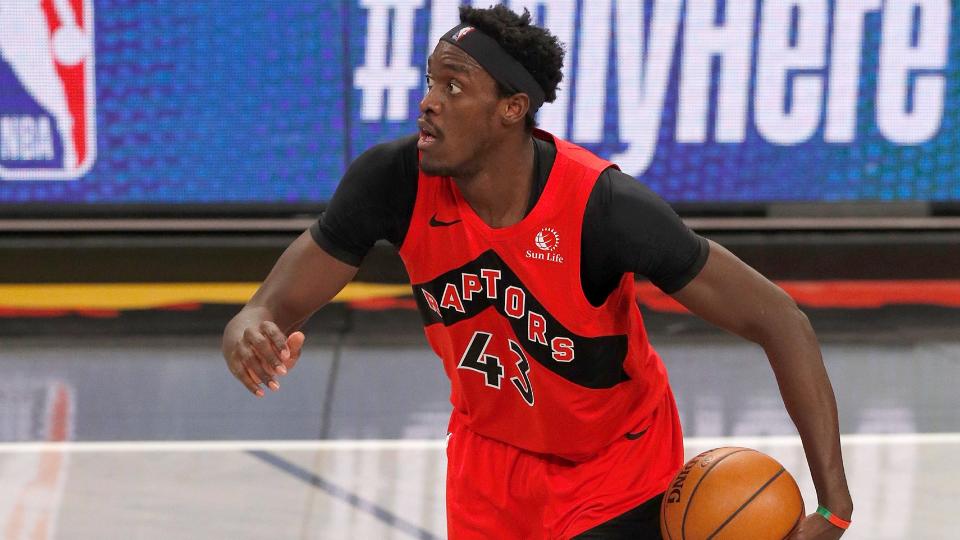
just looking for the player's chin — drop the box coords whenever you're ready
[418,156,453,177]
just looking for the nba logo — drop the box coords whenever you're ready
[0,0,96,180]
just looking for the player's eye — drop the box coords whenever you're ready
[425,75,434,88]
[448,82,462,95]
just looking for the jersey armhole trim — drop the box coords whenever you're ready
[397,165,426,257]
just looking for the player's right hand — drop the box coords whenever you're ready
[224,322,305,397]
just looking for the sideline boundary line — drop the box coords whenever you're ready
[0,433,958,453]
[248,450,440,540]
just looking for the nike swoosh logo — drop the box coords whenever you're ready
[625,428,649,440]
[429,214,462,227]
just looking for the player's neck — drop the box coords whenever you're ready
[453,134,535,229]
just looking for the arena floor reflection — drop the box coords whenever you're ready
[0,336,957,539]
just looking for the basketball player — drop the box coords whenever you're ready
[222,6,852,538]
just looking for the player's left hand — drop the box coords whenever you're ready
[786,514,845,539]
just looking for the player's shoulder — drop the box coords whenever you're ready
[585,166,687,240]
[592,166,665,207]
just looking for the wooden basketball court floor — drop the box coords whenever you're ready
[0,334,956,539]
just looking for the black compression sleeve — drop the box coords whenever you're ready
[310,135,419,265]
[581,169,709,305]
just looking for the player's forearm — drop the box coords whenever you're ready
[760,308,853,517]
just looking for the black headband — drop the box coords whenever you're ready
[440,24,546,113]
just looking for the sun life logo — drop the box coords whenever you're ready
[535,227,559,252]
[527,227,564,263]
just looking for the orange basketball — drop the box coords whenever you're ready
[660,447,804,540]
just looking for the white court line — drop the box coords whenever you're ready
[0,440,444,453]
[0,433,959,454]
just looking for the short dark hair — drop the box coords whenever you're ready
[459,5,565,130]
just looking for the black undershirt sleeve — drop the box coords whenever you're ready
[309,135,419,266]
[581,169,710,306]
[311,133,706,306]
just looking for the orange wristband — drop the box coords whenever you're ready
[816,505,851,530]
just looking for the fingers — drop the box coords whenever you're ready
[245,366,267,394]
[227,351,264,397]
[243,325,285,381]
[260,321,291,374]
[284,331,306,371]
[233,342,279,394]
[227,324,306,397]
[250,347,282,392]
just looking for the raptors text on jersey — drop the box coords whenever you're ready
[400,131,670,461]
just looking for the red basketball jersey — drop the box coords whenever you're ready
[399,131,670,461]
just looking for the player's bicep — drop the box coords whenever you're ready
[249,230,359,331]
[670,240,801,344]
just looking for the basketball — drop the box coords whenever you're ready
[660,447,804,540]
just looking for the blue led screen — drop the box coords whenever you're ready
[1,0,957,206]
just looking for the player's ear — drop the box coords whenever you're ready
[500,93,529,127]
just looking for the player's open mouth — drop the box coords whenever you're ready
[418,131,437,148]
[417,121,440,149]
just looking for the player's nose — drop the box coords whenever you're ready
[419,85,440,116]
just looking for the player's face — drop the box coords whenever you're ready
[418,42,503,178]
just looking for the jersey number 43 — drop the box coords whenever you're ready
[458,331,534,406]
